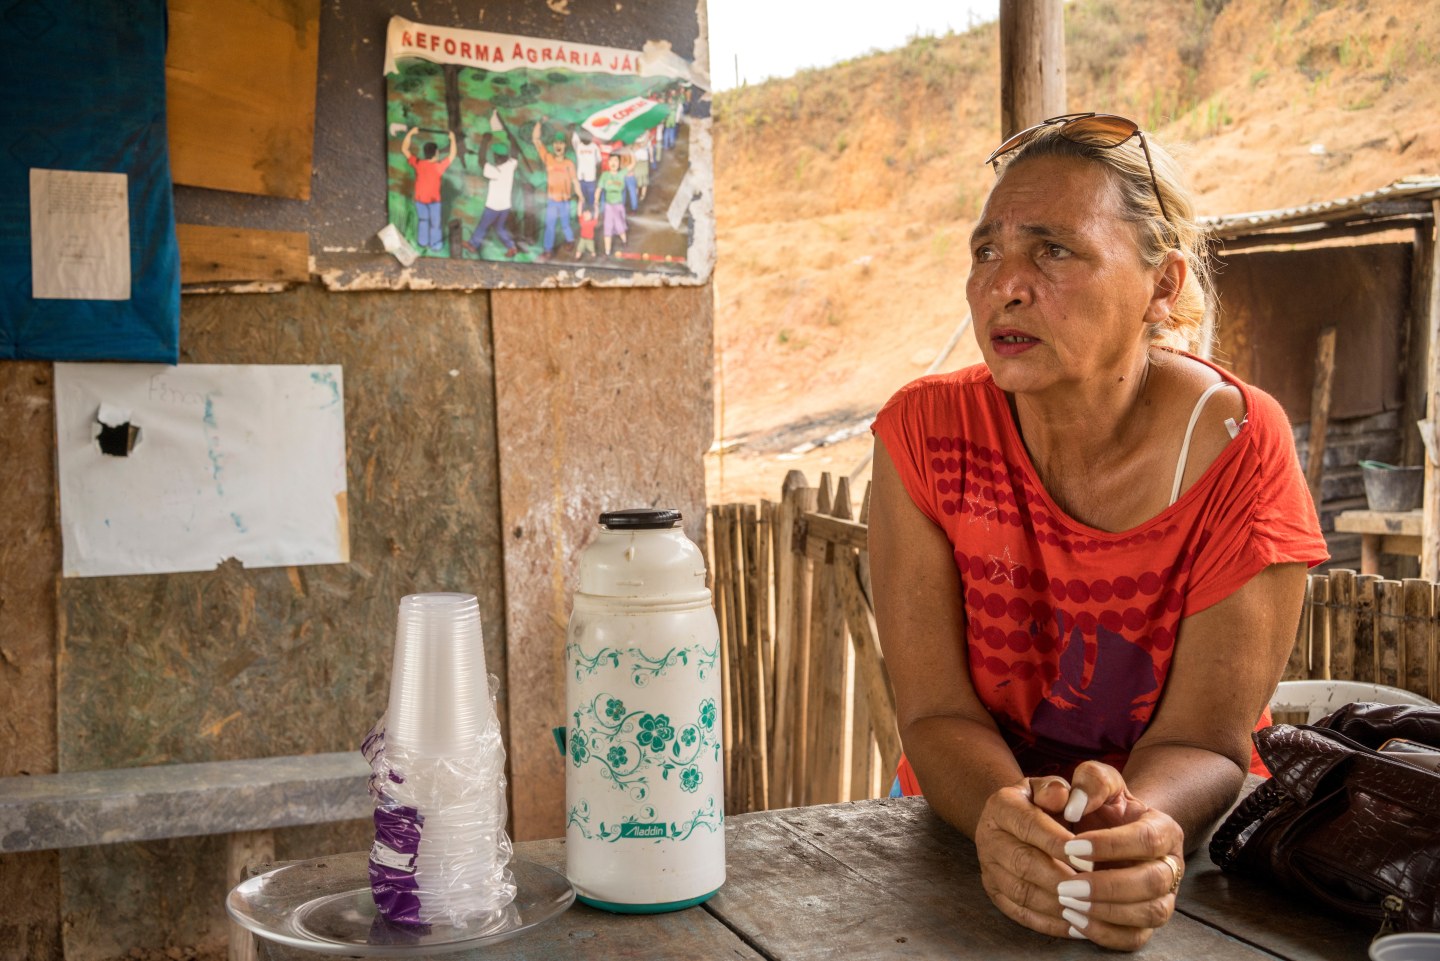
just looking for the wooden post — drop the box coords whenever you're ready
[1423,202,1440,580]
[226,829,274,961]
[1329,569,1356,681]
[770,471,812,809]
[1354,573,1381,683]
[1400,578,1432,698]
[1305,326,1337,509]
[999,0,1066,139]
[806,476,849,804]
[1374,578,1401,687]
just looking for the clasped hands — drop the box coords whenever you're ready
[976,760,1185,951]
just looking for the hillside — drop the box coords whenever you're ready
[707,0,1440,504]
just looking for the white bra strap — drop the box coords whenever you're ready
[1170,381,1234,506]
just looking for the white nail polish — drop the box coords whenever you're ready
[1058,895,1091,912]
[1068,925,1088,940]
[1057,879,1091,899]
[1063,908,1090,930]
[1068,854,1095,872]
[1064,788,1089,823]
[1064,839,1094,857]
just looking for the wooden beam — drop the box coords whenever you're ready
[999,0,1066,139]
[1305,326,1337,508]
[1423,202,1440,580]
[177,224,310,285]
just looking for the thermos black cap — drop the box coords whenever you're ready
[599,508,682,530]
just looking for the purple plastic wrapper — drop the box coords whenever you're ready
[369,802,425,924]
[361,711,515,926]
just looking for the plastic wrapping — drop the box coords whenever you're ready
[363,703,516,926]
[363,592,516,927]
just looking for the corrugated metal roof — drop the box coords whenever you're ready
[1200,176,1440,240]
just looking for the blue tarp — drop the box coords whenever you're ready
[0,0,179,362]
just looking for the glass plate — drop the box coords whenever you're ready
[226,853,575,957]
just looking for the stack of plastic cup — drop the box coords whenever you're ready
[368,592,515,926]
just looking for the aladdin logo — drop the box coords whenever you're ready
[619,822,667,839]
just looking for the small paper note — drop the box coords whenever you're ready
[30,169,131,300]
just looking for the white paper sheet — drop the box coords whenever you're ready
[30,169,131,300]
[55,363,349,578]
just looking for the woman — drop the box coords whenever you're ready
[868,114,1328,951]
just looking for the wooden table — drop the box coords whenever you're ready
[1333,509,1422,575]
[256,795,1376,960]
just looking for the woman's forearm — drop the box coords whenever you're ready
[1122,742,1246,853]
[902,714,1028,838]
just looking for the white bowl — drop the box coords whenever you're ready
[1370,933,1440,961]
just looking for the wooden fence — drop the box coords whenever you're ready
[1288,569,1439,699]
[708,483,1440,816]
[707,470,900,814]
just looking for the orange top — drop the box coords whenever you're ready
[543,154,577,201]
[873,356,1328,789]
[406,154,451,204]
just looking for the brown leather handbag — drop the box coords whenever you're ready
[1209,702,1440,935]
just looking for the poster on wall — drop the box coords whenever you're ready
[54,363,349,578]
[383,16,705,275]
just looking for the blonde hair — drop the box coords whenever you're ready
[995,124,1213,354]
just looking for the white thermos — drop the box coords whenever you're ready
[563,508,725,912]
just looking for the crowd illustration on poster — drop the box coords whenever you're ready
[384,17,701,273]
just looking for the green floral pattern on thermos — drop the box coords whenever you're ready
[566,638,723,842]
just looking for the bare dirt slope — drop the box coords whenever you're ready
[707,0,1440,505]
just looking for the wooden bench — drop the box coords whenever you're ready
[1333,508,1423,575]
[0,752,372,961]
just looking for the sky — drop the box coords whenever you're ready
[706,1,1001,91]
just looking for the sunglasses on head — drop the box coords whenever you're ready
[983,112,1173,226]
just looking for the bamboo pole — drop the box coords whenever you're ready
[770,472,812,808]
[1374,577,1401,687]
[1328,569,1356,681]
[1400,578,1432,698]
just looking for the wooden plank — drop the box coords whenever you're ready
[1374,578,1402,687]
[1433,582,1440,702]
[0,361,61,955]
[167,0,321,200]
[836,556,903,773]
[1400,578,1432,699]
[800,511,870,553]
[705,797,1308,961]
[1332,509,1424,536]
[1352,574,1380,683]
[1304,326,1337,508]
[263,832,762,960]
[492,285,712,841]
[769,472,810,810]
[1327,569,1356,681]
[177,224,310,285]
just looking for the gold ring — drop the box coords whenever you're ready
[1160,854,1183,895]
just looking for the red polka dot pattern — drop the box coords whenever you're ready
[875,362,1331,778]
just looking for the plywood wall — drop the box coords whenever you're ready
[492,284,713,841]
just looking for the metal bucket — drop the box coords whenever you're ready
[1359,460,1423,512]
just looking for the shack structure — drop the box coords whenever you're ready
[1202,177,1440,578]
